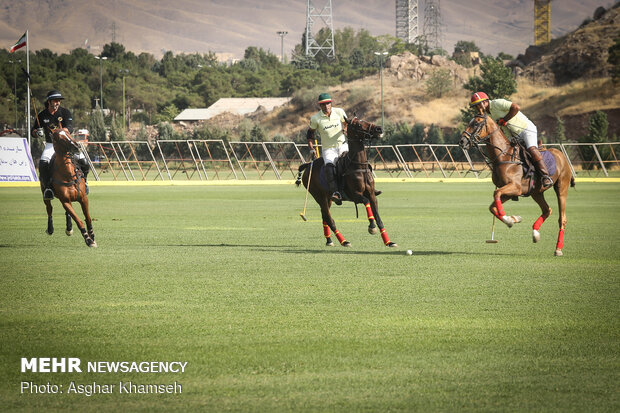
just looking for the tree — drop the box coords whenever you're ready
[88,109,106,141]
[553,116,566,143]
[579,111,610,169]
[463,57,517,99]
[425,69,453,98]
[453,41,480,54]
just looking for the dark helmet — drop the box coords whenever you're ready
[45,90,65,101]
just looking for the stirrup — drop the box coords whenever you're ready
[43,188,54,200]
[85,181,90,195]
[331,191,342,205]
[542,175,553,188]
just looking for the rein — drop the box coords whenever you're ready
[465,114,522,167]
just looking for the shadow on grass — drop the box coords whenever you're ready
[165,243,514,256]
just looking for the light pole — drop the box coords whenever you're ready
[119,69,129,129]
[94,55,108,110]
[277,31,288,64]
[8,59,21,128]
[374,51,388,129]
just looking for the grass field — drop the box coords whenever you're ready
[0,182,618,412]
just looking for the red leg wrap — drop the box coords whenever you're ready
[323,222,331,238]
[533,216,545,231]
[380,229,390,245]
[334,230,346,245]
[365,203,374,220]
[556,228,565,250]
[494,199,505,218]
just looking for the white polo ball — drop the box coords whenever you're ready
[406,249,413,256]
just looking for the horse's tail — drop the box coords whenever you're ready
[570,175,575,188]
[295,162,311,187]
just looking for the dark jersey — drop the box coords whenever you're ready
[31,106,73,143]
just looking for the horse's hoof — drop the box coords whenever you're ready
[66,229,73,236]
[46,230,53,236]
[386,242,398,248]
[342,241,352,247]
[532,229,540,243]
[368,226,378,235]
[89,241,98,248]
[511,215,522,224]
[554,249,563,257]
[326,240,335,247]
[500,215,514,228]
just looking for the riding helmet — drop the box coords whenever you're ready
[46,90,65,101]
[317,93,332,104]
[470,91,489,106]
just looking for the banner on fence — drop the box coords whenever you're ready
[0,137,37,181]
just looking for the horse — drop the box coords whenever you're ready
[43,128,97,248]
[459,112,574,256]
[296,117,397,248]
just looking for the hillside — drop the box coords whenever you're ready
[0,0,608,59]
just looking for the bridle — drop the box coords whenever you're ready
[344,117,381,174]
[461,113,520,167]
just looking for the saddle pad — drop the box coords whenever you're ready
[542,150,557,177]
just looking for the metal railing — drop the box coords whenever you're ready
[81,140,620,181]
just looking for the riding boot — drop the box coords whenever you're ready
[325,163,342,205]
[78,158,90,195]
[38,160,54,200]
[527,146,553,189]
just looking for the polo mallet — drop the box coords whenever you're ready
[299,141,320,222]
[299,160,313,221]
[486,215,499,243]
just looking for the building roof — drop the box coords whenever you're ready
[174,97,291,122]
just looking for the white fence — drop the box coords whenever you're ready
[79,140,620,181]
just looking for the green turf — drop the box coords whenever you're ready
[0,182,618,412]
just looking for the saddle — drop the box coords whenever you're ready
[512,140,557,197]
[318,153,377,202]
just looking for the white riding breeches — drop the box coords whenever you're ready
[322,143,348,165]
[517,118,538,148]
[40,142,85,162]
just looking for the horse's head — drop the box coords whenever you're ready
[346,117,383,146]
[52,128,80,154]
[459,113,502,151]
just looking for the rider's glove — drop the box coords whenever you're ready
[35,128,45,139]
[497,118,508,127]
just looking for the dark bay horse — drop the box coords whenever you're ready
[459,113,574,256]
[43,128,97,247]
[296,117,397,248]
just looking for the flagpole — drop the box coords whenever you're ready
[26,30,31,148]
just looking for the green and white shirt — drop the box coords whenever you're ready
[309,107,347,150]
[489,99,530,137]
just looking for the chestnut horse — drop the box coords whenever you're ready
[296,117,397,248]
[43,128,97,247]
[459,113,574,256]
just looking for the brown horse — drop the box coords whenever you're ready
[296,117,397,248]
[459,113,574,256]
[43,128,97,247]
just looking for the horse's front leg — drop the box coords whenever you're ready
[365,194,397,248]
[61,201,95,248]
[490,183,523,228]
[44,199,54,235]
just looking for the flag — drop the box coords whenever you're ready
[9,32,27,53]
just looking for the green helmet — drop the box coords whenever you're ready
[317,93,332,104]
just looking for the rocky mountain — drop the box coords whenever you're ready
[0,0,611,59]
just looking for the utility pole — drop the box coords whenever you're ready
[277,31,288,63]
[94,55,108,110]
[120,69,129,129]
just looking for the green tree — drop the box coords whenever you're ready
[88,109,106,141]
[426,124,444,144]
[463,57,517,99]
[425,69,453,98]
[554,116,566,143]
[579,111,610,169]
[454,41,480,53]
